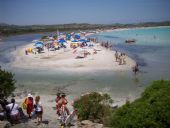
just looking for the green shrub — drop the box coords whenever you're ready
[110,80,170,128]
[53,35,58,39]
[41,35,49,39]
[0,67,16,99]
[73,92,113,125]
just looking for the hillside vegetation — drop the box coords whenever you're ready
[1,21,170,36]
[74,80,170,128]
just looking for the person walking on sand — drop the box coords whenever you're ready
[57,93,70,126]
[115,51,119,62]
[24,94,34,118]
[25,50,28,55]
[122,53,126,65]
[34,96,43,125]
[119,53,123,65]
[56,93,61,116]
[58,93,70,115]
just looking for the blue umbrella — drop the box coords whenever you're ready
[35,42,44,45]
[74,34,80,39]
[79,39,87,42]
[35,44,43,48]
[71,40,78,42]
[58,39,66,43]
[35,42,44,48]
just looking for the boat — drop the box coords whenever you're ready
[125,39,136,43]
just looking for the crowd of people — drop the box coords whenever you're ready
[0,98,20,124]
[101,41,113,49]
[114,51,126,65]
[0,94,43,125]
[0,92,71,126]
[114,50,139,74]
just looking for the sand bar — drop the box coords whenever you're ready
[11,41,135,72]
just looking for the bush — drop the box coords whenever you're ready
[53,35,58,39]
[110,80,170,128]
[0,67,16,99]
[41,35,48,39]
[73,92,113,125]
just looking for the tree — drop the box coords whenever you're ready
[110,80,170,128]
[0,67,16,99]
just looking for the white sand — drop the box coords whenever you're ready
[11,42,135,72]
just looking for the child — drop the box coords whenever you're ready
[34,96,43,125]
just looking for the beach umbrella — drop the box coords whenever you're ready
[35,42,44,45]
[35,42,44,48]
[32,40,39,43]
[35,44,43,48]
[58,39,66,43]
[66,34,71,40]
[79,39,87,42]
[74,34,80,39]
[46,41,53,44]
[71,40,78,42]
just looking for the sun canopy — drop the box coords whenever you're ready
[71,40,78,42]
[32,40,39,43]
[58,39,66,43]
[74,34,80,39]
[35,42,44,47]
[46,41,53,44]
[79,39,87,42]
[35,42,43,45]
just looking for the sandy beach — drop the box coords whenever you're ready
[11,41,135,72]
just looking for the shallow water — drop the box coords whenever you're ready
[0,27,170,101]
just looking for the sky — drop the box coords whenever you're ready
[0,0,170,25]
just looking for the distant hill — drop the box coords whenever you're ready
[0,21,170,36]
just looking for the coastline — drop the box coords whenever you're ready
[98,25,170,34]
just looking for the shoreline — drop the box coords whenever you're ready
[96,25,170,34]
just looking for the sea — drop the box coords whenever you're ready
[0,26,170,101]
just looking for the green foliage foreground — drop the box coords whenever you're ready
[73,80,170,127]
[0,67,16,99]
[111,80,170,128]
[73,92,113,125]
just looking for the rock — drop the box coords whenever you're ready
[81,120,93,126]
[80,120,103,128]
[93,119,100,123]
[111,103,118,109]
[93,123,103,128]
[0,121,11,128]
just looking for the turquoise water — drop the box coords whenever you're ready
[92,27,170,79]
[0,27,170,100]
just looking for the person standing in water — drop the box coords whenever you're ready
[133,63,139,75]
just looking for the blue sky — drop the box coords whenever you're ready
[0,0,170,25]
